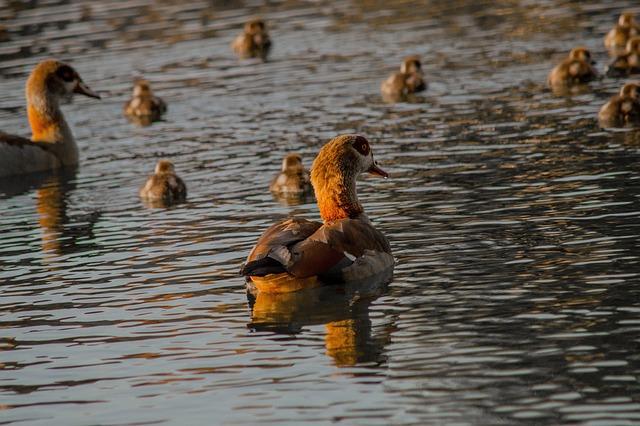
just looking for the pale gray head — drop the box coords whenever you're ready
[312,135,388,180]
[348,135,388,177]
[28,60,101,102]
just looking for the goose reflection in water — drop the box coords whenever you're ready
[247,273,392,367]
[1,168,101,257]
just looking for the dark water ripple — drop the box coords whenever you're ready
[1,0,640,425]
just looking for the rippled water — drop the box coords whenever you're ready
[2,0,640,424]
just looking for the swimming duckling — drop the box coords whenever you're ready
[605,12,640,56]
[606,36,640,77]
[381,55,427,100]
[124,79,167,126]
[241,134,393,293]
[598,82,640,128]
[269,153,312,196]
[231,18,271,61]
[139,159,187,206]
[547,47,597,89]
[0,59,100,177]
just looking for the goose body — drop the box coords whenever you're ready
[0,59,100,177]
[241,135,394,293]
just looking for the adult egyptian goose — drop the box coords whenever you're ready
[123,78,167,126]
[0,59,100,177]
[606,36,640,77]
[547,47,597,88]
[381,55,427,100]
[231,18,271,61]
[598,82,640,128]
[269,153,312,196]
[605,12,640,56]
[241,135,394,293]
[139,159,187,206]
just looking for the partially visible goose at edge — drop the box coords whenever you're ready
[241,134,394,294]
[0,59,101,177]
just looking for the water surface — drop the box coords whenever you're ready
[1,0,640,425]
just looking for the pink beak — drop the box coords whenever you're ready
[368,162,388,178]
[74,81,101,99]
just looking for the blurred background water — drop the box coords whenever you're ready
[1,0,640,425]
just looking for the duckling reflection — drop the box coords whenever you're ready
[247,278,389,366]
[381,55,427,102]
[269,153,313,205]
[124,78,167,126]
[231,18,271,61]
[605,12,640,57]
[598,82,640,128]
[547,47,597,94]
[606,36,640,77]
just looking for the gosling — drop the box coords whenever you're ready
[381,55,427,100]
[547,47,597,89]
[598,82,640,128]
[231,18,271,61]
[124,79,167,126]
[139,159,187,205]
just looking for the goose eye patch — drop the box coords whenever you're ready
[353,136,370,155]
[57,66,76,82]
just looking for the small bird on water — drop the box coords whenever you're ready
[139,159,187,207]
[124,78,167,126]
[269,153,312,196]
[381,55,427,101]
[231,18,272,61]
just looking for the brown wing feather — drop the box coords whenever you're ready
[241,217,322,276]
[0,131,54,154]
[288,217,391,278]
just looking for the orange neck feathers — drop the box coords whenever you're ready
[316,188,363,222]
[312,143,363,223]
[25,61,67,143]
[28,105,62,143]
